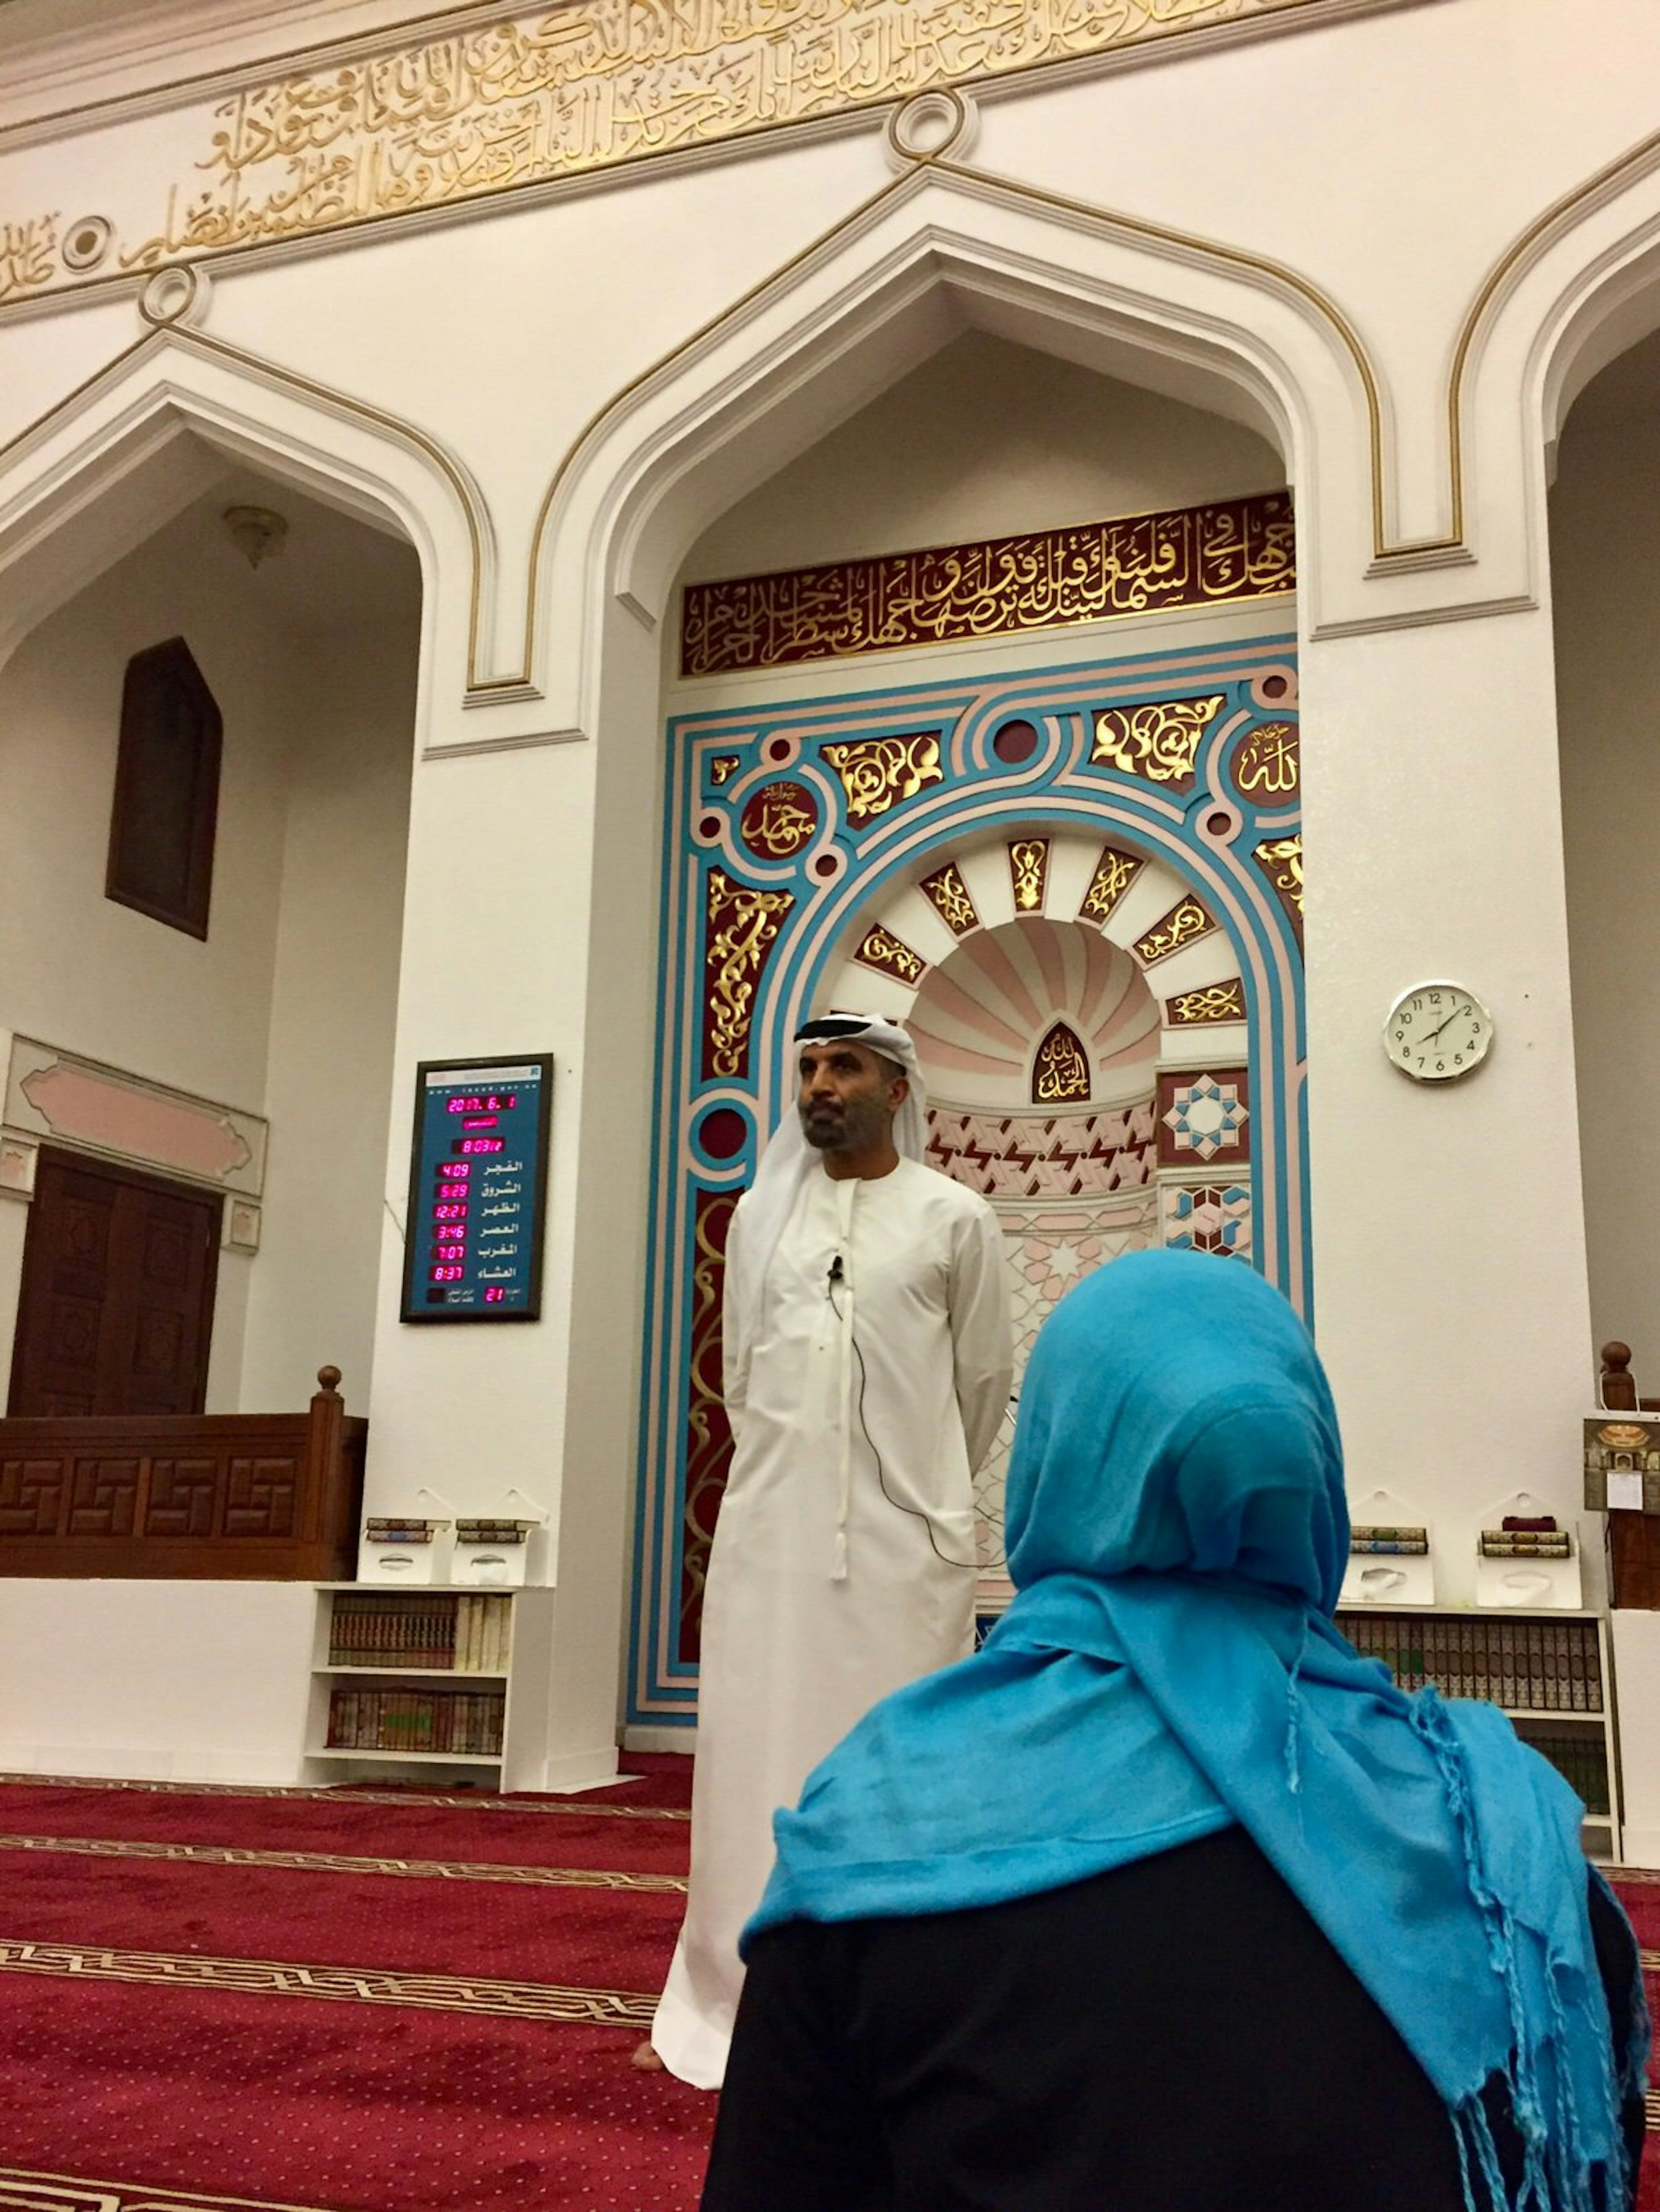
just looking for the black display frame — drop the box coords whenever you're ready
[399,1051,554,1325]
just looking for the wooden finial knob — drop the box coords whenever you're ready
[1603,1342,1633,1375]
[316,1365,342,1394]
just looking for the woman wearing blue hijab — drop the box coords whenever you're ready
[701,1251,1645,2212]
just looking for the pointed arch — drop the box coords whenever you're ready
[0,324,493,747]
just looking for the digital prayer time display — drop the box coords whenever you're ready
[400,1054,553,1323]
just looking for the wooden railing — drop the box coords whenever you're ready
[0,1366,366,1580]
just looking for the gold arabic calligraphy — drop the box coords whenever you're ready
[0,3,1340,306]
[1232,720,1300,798]
[683,496,1294,676]
[1033,1022,1092,1104]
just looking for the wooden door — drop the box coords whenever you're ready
[7,1149,220,1417]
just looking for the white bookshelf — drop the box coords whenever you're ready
[300,1584,557,1790]
[1336,1606,1622,1862]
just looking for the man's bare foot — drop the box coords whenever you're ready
[632,2039,666,2071]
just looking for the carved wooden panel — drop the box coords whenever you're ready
[224,1456,297,1537]
[0,1459,67,1535]
[0,1377,365,1579]
[145,1457,222,1538]
[67,1458,140,1536]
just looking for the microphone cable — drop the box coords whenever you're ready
[827,1255,979,1571]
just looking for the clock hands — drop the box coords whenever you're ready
[1421,1007,1463,1047]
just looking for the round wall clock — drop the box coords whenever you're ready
[1384,982,1493,1082]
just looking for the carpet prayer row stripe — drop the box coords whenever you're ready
[0,1831,686,1892]
[0,2167,341,2212]
[0,1775,690,1821]
[0,1937,657,2026]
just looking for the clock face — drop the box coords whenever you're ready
[1385,983,1492,1082]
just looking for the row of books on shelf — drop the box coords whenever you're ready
[325,1685,505,1756]
[1336,1611,1603,1711]
[1514,1724,1612,1817]
[327,1593,512,1672]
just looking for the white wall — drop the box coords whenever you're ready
[1553,330,1660,1393]
[0,498,295,1406]
[684,329,1284,582]
[0,483,419,1416]
[239,611,417,1413]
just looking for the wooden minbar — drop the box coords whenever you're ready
[0,1366,366,1579]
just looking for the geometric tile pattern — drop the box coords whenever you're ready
[0,1936,658,2027]
[926,1100,1157,1198]
[974,1200,1159,1587]
[1157,1068,1250,1166]
[1159,1181,1253,1260]
[0,1831,688,1894]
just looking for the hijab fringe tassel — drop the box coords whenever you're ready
[1410,1689,1631,2212]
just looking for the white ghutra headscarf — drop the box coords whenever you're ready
[725,1013,929,1374]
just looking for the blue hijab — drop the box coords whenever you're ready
[747,1251,1644,2212]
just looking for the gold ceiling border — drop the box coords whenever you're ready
[0,0,1383,316]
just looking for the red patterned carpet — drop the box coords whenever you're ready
[0,1765,1654,2212]
[0,1759,714,2212]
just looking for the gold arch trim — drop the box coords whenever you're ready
[0,322,494,687]
[13,114,1660,705]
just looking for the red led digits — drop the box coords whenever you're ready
[429,1266,465,1282]
[484,1288,508,1303]
[454,1137,504,1154]
[432,1203,468,1222]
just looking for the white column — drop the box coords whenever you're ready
[1298,607,1591,1593]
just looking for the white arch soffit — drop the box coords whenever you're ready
[1453,145,1660,623]
[0,329,487,749]
[533,173,1372,741]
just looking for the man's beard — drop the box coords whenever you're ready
[800,1094,888,1153]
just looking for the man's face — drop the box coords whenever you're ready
[796,1041,906,1154]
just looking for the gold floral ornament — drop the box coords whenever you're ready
[702,869,795,1082]
[1078,846,1144,925]
[1135,894,1218,966]
[919,861,979,937]
[854,925,927,987]
[1165,980,1248,1027]
[740,780,819,859]
[681,496,1294,677]
[1092,695,1227,789]
[1232,721,1300,799]
[707,755,741,787]
[1008,839,1050,914]
[822,734,944,827]
[1032,1021,1092,1104]
[1253,833,1304,922]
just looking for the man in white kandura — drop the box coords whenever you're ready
[638,1012,1014,2089]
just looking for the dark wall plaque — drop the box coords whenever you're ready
[400,1055,552,1324]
